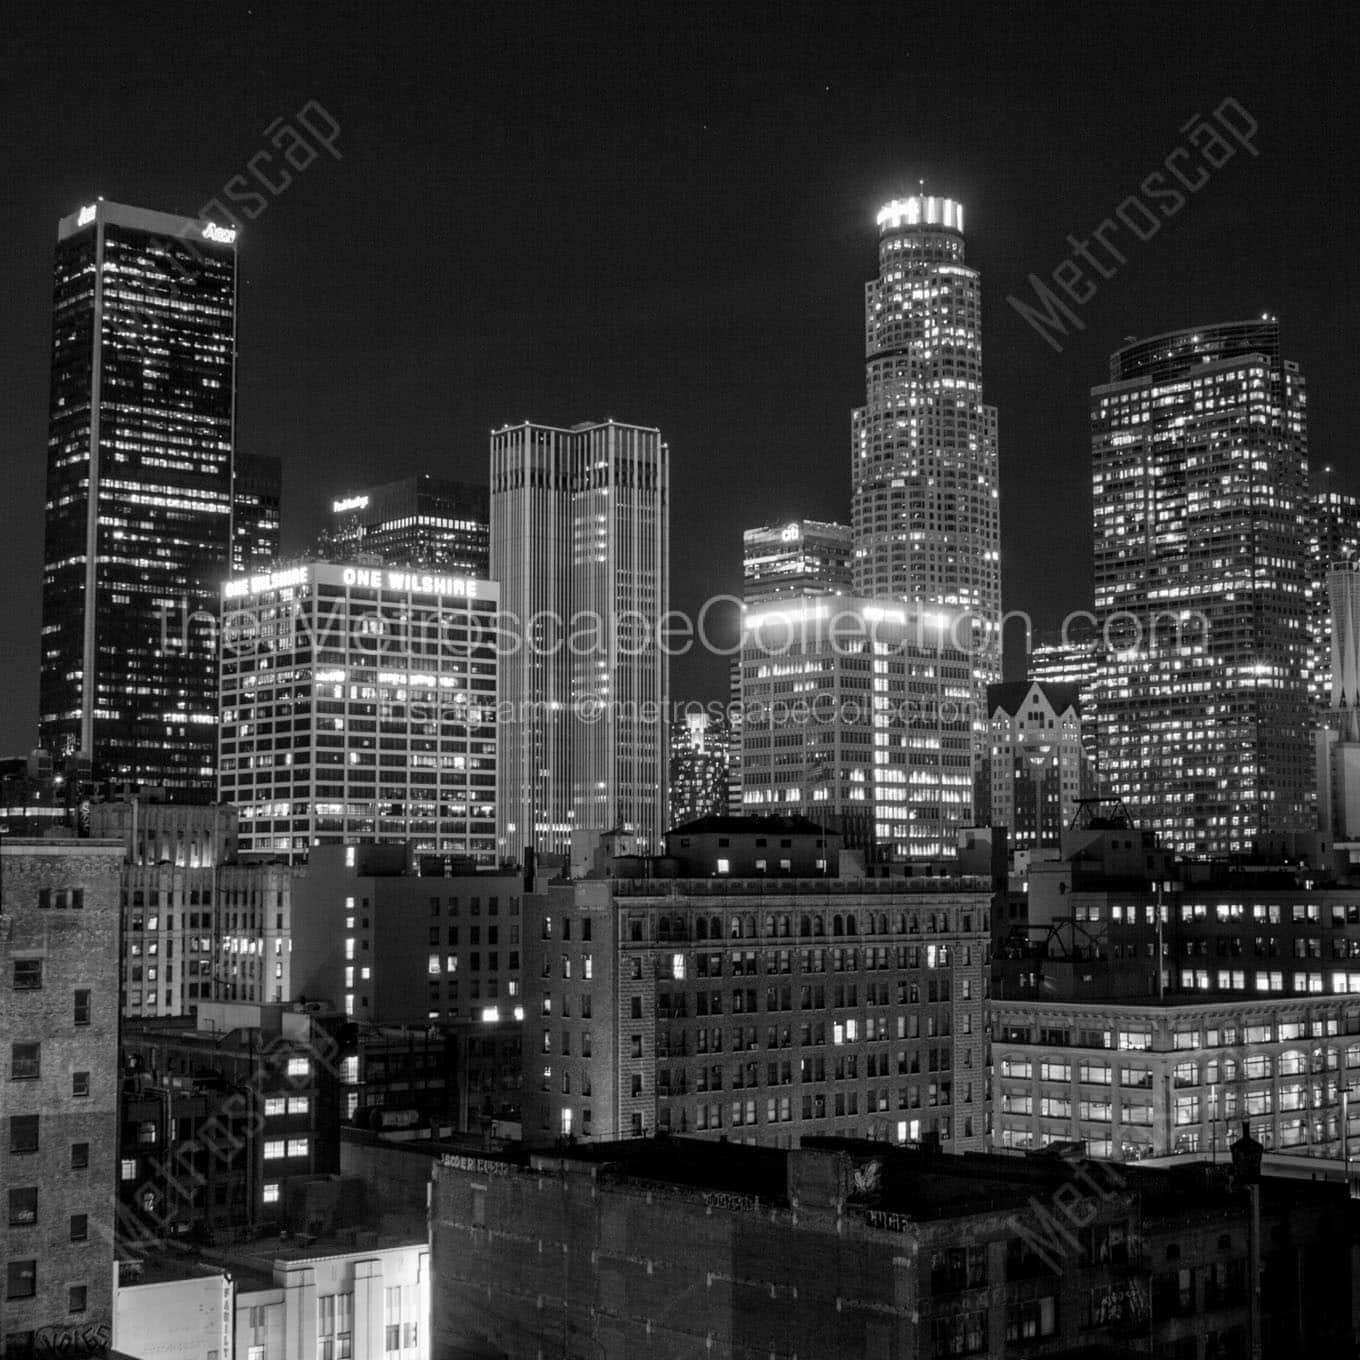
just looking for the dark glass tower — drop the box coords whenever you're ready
[231,452,282,574]
[324,474,490,576]
[40,200,239,799]
[1092,319,1312,855]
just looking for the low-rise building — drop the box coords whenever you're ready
[118,1002,345,1245]
[429,1136,1355,1360]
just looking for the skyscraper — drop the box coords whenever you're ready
[40,200,240,799]
[667,710,732,828]
[219,561,498,862]
[1308,488,1360,707]
[230,453,282,575]
[742,520,852,604]
[1092,319,1312,855]
[737,596,976,857]
[851,196,1000,672]
[491,420,668,863]
[324,474,490,577]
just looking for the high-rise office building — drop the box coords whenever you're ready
[667,710,732,828]
[850,196,1000,675]
[1092,320,1312,856]
[491,420,668,863]
[736,595,976,857]
[324,474,490,577]
[218,561,498,862]
[1027,633,1101,780]
[40,200,242,799]
[1308,489,1360,707]
[742,520,852,604]
[231,453,282,575]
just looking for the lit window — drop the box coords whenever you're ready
[263,1183,280,1204]
[120,1159,137,1181]
[264,1140,286,1160]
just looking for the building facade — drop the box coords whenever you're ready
[118,1002,344,1243]
[1027,632,1101,777]
[289,844,524,1024]
[736,596,976,857]
[325,475,490,578]
[219,562,498,862]
[850,196,1000,679]
[521,822,990,1152]
[490,420,669,862]
[978,680,1089,853]
[1,838,123,1360]
[430,1138,1351,1360]
[231,454,282,576]
[40,200,241,799]
[1092,320,1312,856]
[666,710,731,829]
[1308,487,1360,707]
[742,520,852,604]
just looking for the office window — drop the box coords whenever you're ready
[287,1138,309,1157]
[6,1260,36,1300]
[263,1184,280,1204]
[9,1044,39,1080]
[264,1141,286,1160]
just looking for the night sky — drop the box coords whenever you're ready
[2,0,1358,755]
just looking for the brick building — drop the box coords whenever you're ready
[118,1001,344,1243]
[429,1136,1355,1359]
[1,837,123,1360]
[521,820,991,1150]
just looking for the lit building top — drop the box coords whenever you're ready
[876,196,965,233]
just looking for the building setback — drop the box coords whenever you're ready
[1,837,124,1360]
[521,818,990,1151]
[219,561,498,863]
[1092,319,1312,856]
[429,1137,1354,1360]
[491,419,668,863]
[40,200,242,799]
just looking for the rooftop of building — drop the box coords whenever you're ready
[121,1228,425,1294]
[666,813,835,838]
[437,1135,1342,1227]
[988,679,1083,717]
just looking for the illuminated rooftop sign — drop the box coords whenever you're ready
[77,204,97,227]
[876,196,964,233]
[201,222,237,245]
[224,566,310,599]
[332,495,370,514]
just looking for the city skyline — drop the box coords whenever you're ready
[2,2,1359,754]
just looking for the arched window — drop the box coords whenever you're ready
[800,915,812,937]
